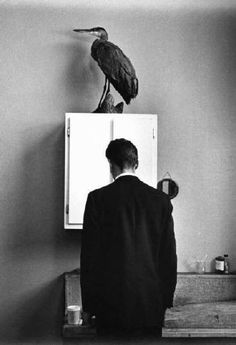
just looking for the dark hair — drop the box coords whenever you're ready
[105,138,138,170]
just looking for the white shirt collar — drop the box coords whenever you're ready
[115,172,137,180]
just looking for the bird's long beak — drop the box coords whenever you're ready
[73,29,90,33]
[73,29,96,36]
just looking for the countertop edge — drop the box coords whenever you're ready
[162,328,236,338]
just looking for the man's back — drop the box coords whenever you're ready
[81,175,177,332]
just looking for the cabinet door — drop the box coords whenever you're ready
[64,113,158,229]
[65,114,112,229]
[113,115,157,188]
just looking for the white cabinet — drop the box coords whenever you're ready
[64,113,158,229]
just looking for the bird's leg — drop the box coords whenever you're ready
[105,81,111,97]
[98,77,108,108]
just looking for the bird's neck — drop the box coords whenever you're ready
[99,31,108,40]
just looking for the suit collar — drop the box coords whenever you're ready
[114,175,139,183]
[115,172,137,180]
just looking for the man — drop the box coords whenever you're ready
[80,138,177,336]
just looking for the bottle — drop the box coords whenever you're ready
[224,254,229,274]
[215,256,225,273]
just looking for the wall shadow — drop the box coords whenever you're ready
[0,276,64,343]
[0,125,81,343]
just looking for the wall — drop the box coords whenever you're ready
[0,0,236,344]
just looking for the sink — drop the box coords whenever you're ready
[163,273,236,337]
[63,270,236,338]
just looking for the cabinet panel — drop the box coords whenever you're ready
[65,115,112,229]
[113,116,157,188]
[64,113,158,229]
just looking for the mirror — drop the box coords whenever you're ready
[157,177,179,199]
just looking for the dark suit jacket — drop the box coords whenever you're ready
[80,175,177,331]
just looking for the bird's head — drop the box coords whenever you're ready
[73,27,108,40]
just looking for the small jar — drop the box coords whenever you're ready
[224,254,229,274]
[215,256,225,273]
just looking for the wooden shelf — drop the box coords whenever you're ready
[63,325,236,338]
[63,324,96,338]
[162,328,236,338]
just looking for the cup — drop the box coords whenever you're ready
[67,305,82,325]
[195,260,206,274]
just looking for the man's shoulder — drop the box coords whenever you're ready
[139,179,169,198]
[88,182,114,196]
[89,178,170,203]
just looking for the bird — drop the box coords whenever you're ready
[73,27,138,109]
[93,93,124,113]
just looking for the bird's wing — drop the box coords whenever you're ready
[91,39,138,104]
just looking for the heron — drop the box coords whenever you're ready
[73,27,138,109]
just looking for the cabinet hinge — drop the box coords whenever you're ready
[152,128,155,139]
[67,126,70,137]
[66,204,69,214]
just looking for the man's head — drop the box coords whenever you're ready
[105,138,138,179]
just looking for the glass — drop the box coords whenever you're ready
[195,260,206,274]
